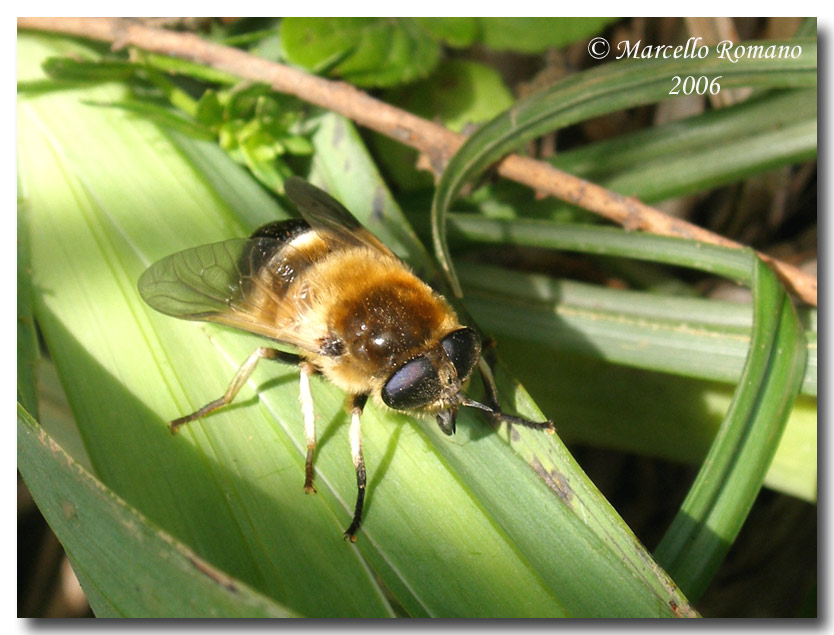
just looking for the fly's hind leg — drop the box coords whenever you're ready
[170,347,302,434]
[170,348,324,499]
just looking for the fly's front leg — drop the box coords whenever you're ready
[170,347,301,434]
[477,346,554,434]
[344,394,369,542]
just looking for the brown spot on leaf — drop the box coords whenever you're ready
[188,555,238,593]
[530,457,573,505]
[62,500,77,521]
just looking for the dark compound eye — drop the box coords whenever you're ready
[441,328,481,381]
[381,355,441,410]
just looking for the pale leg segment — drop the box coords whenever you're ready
[344,394,368,542]
[169,347,300,434]
[299,362,318,493]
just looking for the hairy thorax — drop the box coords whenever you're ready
[306,248,459,396]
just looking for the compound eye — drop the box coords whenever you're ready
[441,327,481,381]
[381,355,441,410]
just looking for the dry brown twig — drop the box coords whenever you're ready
[17,16,817,306]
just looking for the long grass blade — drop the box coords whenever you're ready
[653,256,807,600]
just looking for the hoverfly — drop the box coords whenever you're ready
[138,177,553,540]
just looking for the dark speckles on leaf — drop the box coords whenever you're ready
[372,187,386,222]
[530,456,574,505]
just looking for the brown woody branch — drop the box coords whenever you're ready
[17,16,817,306]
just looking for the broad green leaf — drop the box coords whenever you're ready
[431,37,817,294]
[34,357,94,473]
[19,31,694,617]
[18,405,297,618]
[378,59,514,189]
[475,17,618,53]
[19,33,393,618]
[414,17,477,48]
[387,59,515,134]
[280,17,440,87]
[281,117,699,617]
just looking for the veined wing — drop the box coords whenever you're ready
[284,176,394,256]
[137,237,322,353]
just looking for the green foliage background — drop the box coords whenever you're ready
[18,17,816,618]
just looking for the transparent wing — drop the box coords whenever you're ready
[137,237,322,352]
[285,176,393,256]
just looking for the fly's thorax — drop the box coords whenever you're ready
[308,248,461,397]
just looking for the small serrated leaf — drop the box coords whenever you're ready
[280,17,440,87]
[415,17,477,48]
[475,17,619,53]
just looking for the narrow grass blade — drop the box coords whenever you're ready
[487,337,817,504]
[436,216,816,397]
[653,257,808,600]
[454,259,816,397]
[552,89,817,204]
[17,190,39,417]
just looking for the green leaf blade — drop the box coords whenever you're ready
[444,220,816,397]
[18,404,299,618]
[653,257,808,600]
[281,17,440,87]
[301,114,696,617]
[475,17,618,53]
[19,33,393,617]
[552,89,817,203]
